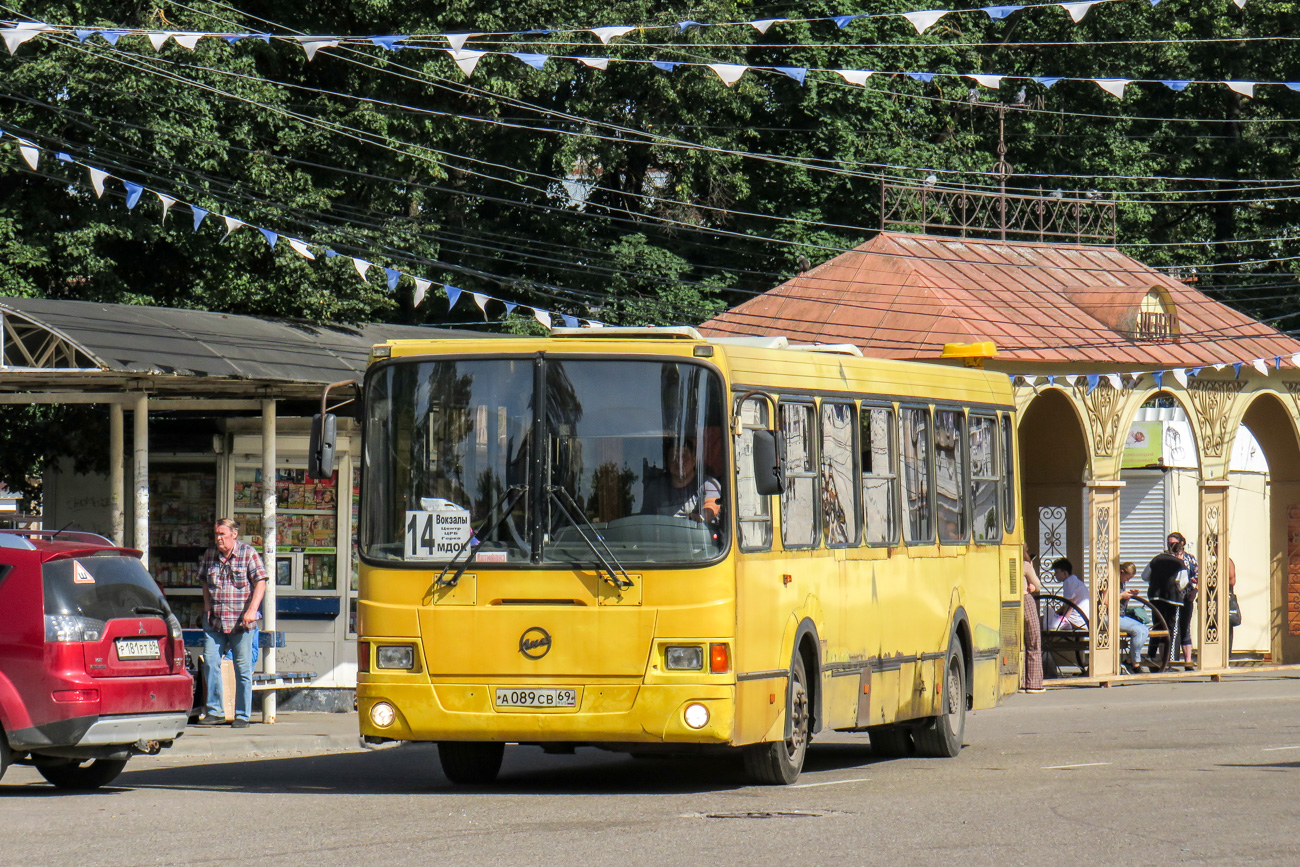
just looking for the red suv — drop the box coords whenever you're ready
[0,530,192,789]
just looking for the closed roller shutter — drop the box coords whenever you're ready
[1119,470,1167,596]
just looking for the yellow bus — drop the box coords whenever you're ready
[317,327,1023,785]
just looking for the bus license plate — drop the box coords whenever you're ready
[116,638,161,660]
[494,688,577,709]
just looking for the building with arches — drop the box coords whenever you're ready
[702,231,1300,677]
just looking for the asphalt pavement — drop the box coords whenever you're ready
[167,712,365,758]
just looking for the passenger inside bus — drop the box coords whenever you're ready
[641,435,722,524]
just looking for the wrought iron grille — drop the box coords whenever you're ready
[880,182,1117,244]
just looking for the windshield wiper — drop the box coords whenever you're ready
[433,484,528,589]
[546,486,634,590]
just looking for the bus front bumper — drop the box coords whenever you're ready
[357,681,735,745]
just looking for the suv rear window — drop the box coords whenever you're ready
[43,555,172,620]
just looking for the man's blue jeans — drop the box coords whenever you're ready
[1120,615,1150,668]
[202,624,255,722]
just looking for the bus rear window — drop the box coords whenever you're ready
[43,556,171,621]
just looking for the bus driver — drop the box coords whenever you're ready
[642,435,721,523]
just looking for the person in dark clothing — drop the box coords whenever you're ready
[1143,544,1190,662]
[641,436,721,523]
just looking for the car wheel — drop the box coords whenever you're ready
[438,742,504,784]
[0,728,10,783]
[35,757,129,790]
[742,653,810,785]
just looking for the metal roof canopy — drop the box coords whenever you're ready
[0,297,490,398]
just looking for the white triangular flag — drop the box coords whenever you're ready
[16,139,39,170]
[1212,363,1227,371]
[1292,353,1300,367]
[1106,374,1122,391]
[533,308,552,329]
[287,238,315,259]
[1021,375,1039,387]
[1129,372,1143,387]
[1233,0,1246,7]
[413,277,431,308]
[1224,80,1255,97]
[901,10,948,34]
[353,258,371,281]
[707,64,749,87]
[473,292,490,313]
[749,18,786,33]
[156,192,177,222]
[173,32,203,50]
[88,166,109,197]
[1172,368,1188,388]
[1094,78,1132,98]
[444,33,478,50]
[967,74,1002,89]
[148,32,174,51]
[450,49,486,77]
[834,69,873,86]
[3,22,51,54]
[590,26,634,44]
[1252,358,1269,375]
[1060,1,1096,22]
[294,36,338,61]
[222,216,245,238]
[578,57,609,70]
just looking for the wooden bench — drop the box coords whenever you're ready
[1034,593,1172,676]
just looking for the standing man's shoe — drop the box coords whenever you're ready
[193,715,225,726]
[231,718,250,729]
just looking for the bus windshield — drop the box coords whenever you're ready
[361,356,729,566]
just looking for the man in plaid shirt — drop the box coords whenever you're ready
[195,518,267,727]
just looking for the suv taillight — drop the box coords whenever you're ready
[44,614,107,643]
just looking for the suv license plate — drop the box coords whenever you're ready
[494,688,577,708]
[116,638,161,660]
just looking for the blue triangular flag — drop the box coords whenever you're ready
[191,206,209,231]
[678,20,703,32]
[1149,0,1160,5]
[908,72,936,83]
[370,35,406,50]
[1287,83,1300,93]
[510,52,548,69]
[55,152,73,162]
[1161,80,1191,91]
[100,31,121,46]
[1188,367,1201,377]
[981,6,1020,20]
[775,66,807,84]
[504,301,518,315]
[830,14,860,28]
[258,227,278,248]
[324,249,339,258]
[1086,374,1099,393]
[75,30,94,42]
[561,314,579,328]
[1046,375,1056,385]
[1031,77,1064,87]
[445,284,462,310]
[1275,355,1283,369]
[652,60,677,72]
[384,267,401,291]
[123,181,143,209]
[1153,371,1164,388]
[1233,362,1243,378]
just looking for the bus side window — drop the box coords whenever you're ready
[900,406,934,544]
[820,401,859,547]
[935,408,968,544]
[735,397,773,551]
[780,402,819,549]
[970,414,1001,544]
[861,405,898,546]
[1001,413,1018,534]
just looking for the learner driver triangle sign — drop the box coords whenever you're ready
[73,561,96,584]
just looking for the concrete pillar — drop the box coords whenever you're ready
[1086,480,1123,678]
[261,400,277,724]
[132,392,149,564]
[1197,483,1231,671]
[109,402,124,547]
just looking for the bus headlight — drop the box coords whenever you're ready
[370,701,396,728]
[665,646,704,670]
[376,645,415,670]
[684,703,710,729]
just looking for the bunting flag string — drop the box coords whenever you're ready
[1013,353,1300,393]
[6,19,1296,102]
[0,126,603,329]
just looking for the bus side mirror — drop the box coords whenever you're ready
[309,413,337,479]
[751,429,785,496]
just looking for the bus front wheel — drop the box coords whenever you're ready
[914,638,966,758]
[438,741,505,784]
[742,654,810,785]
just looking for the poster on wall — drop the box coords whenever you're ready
[1122,421,1164,469]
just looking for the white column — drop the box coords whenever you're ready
[132,392,149,564]
[110,402,124,547]
[261,400,278,723]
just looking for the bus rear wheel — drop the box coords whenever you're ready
[914,639,966,758]
[438,741,505,784]
[742,654,810,785]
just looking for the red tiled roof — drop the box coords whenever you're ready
[701,232,1300,367]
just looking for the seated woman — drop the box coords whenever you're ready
[1046,557,1090,630]
[641,435,721,523]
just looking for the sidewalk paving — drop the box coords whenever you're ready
[165,712,366,759]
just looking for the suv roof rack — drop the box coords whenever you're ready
[709,336,789,349]
[0,529,115,547]
[551,326,703,340]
